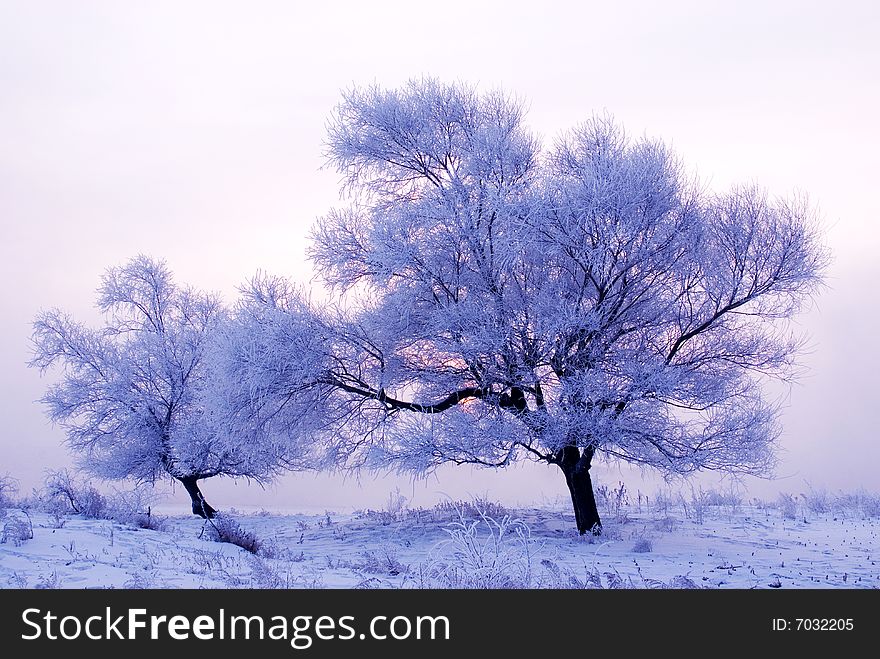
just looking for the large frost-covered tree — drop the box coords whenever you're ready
[221,79,827,534]
[30,256,297,517]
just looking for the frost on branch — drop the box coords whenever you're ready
[222,79,828,534]
[29,256,299,517]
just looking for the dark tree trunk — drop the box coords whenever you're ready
[177,476,217,518]
[557,445,602,535]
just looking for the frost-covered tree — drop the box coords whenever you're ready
[221,79,827,534]
[29,256,296,517]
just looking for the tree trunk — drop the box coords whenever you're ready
[177,476,217,518]
[557,446,602,535]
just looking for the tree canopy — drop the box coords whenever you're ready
[218,79,826,532]
[30,256,300,516]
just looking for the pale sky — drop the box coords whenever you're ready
[1,0,878,511]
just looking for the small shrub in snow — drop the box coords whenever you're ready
[858,493,880,518]
[245,555,293,589]
[704,489,725,506]
[34,571,61,589]
[777,493,798,520]
[254,538,284,560]
[723,487,743,513]
[43,470,106,517]
[652,489,677,517]
[104,487,165,530]
[357,496,509,526]
[356,548,408,576]
[204,514,262,554]
[537,559,596,589]
[76,487,107,518]
[541,566,639,590]
[354,577,386,589]
[704,486,743,513]
[833,490,880,518]
[596,481,629,522]
[801,485,829,514]
[534,561,694,590]
[8,573,28,588]
[632,537,653,553]
[121,509,166,531]
[123,572,156,589]
[1,513,33,546]
[682,487,711,525]
[41,470,164,530]
[421,512,536,588]
[667,575,701,589]
[236,557,323,590]
[385,487,408,518]
[429,498,509,523]
[48,511,66,529]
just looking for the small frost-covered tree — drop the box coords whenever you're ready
[29,256,295,517]
[221,79,827,534]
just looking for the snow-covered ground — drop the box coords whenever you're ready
[2,494,878,589]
